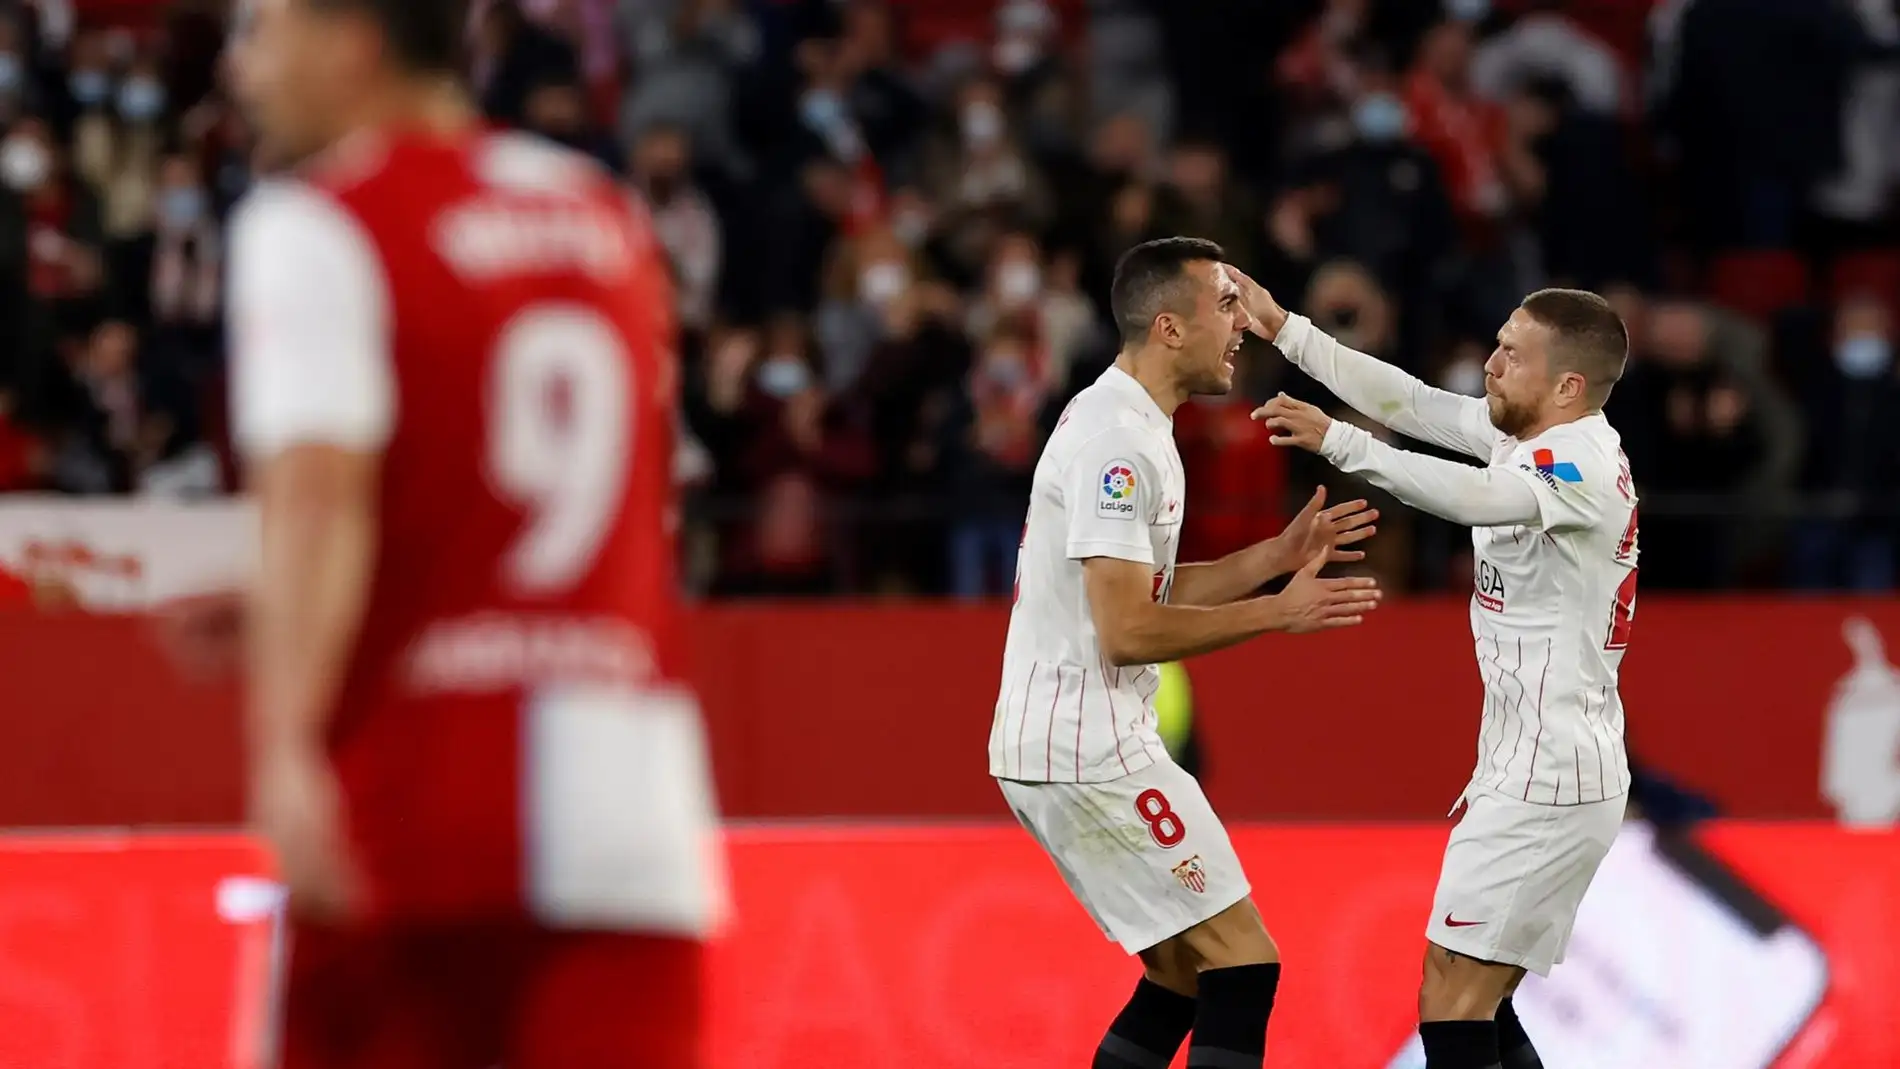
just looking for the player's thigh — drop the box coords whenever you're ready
[1004,761,1255,957]
[1425,786,1625,979]
[511,932,705,1069]
[278,922,508,1069]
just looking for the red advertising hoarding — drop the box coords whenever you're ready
[0,825,1893,1069]
[2,599,1898,824]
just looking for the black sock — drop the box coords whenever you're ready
[1419,1019,1501,1069]
[1187,963,1279,1068]
[1495,998,1543,1069]
[1093,977,1197,1069]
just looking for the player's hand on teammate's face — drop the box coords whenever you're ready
[1253,393,1331,452]
[1274,547,1382,634]
[1278,485,1378,569]
[251,748,365,924]
[1221,265,1288,341]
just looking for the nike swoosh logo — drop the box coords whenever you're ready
[1443,913,1485,928]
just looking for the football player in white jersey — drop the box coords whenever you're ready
[1246,277,1636,1069]
[990,237,1382,1069]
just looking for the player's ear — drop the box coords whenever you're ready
[1155,312,1184,349]
[1556,371,1589,407]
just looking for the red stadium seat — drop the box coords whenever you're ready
[1705,250,1811,322]
[1827,249,1900,311]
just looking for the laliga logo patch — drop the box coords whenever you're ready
[1098,461,1138,518]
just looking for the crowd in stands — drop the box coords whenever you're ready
[0,0,1897,597]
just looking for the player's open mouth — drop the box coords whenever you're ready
[1224,337,1241,370]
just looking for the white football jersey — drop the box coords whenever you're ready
[1467,413,1638,805]
[988,367,1185,783]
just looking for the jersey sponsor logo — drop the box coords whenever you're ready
[1171,854,1207,894]
[1474,558,1506,613]
[1098,460,1138,518]
[1532,448,1583,483]
[1442,912,1485,928]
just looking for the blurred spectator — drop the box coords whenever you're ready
[632,123,722,334]
[1470,1,1627,116]
[1406,18,1544,230]
[814,224,918,394]
[522,72,617,169]
[1152,139,1262,283]
[703,314,874,595]
[1611,300,1776,588]
[1791,293,1900,590]
[965,228,1097,393]
[143,151,221,376]
[76,53,168,243]
[1290,65,1459,342]
[918,76,1052,245]
[942,323,1039,597]
[837,0,926,175]
[618,0,757,182]
[1,115,102,413]
[474,0,578,127]
[1655,0,1877,251]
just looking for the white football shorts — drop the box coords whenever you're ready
[1426,780,1627,976]
[998,758,1250,954]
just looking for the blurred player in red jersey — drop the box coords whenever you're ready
[221,1,724,1066]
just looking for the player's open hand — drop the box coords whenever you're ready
[1222,265,1289,341]
[1253,393,1331,453]
[251,747,366,924]
[1271,547,1381,634]
[1275,485,1378,571]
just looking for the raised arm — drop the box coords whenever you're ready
[1256,395,1542,528]
[1229,267,1502,460]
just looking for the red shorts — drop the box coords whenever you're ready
[278,921,703,1069]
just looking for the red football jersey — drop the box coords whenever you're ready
[228,128,723,930]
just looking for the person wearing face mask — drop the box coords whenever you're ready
[148,154,222,349]
[1790,294,1900,591]
[116,70,166,125]
[943,327,1042,597]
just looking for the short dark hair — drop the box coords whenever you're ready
[308,0,465,73]
[1110,237,1226,347]
[1519,287,1628,405]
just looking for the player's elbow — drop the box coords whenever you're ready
[1095,620,1149,668]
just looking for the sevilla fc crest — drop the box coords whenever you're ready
[1171,854,1207,894]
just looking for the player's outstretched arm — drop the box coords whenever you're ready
[1227,266,1500,460]
[1256,394,1542,528]
[1169,486,1377,606]
[1085,552,1380,667]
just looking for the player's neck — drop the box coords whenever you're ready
[1515,406,1598,441]
[333,75,478,145]
[1113,350,1188,419]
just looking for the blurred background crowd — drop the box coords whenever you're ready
[1,0,1898,597]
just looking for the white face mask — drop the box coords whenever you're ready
[0,138,50,192]
[859,261,908,306]
[961,101,1005,148]
[996,260,1041,305]
[1441,358,1486,398]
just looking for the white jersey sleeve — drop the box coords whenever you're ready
[1276,313,1503,459]
[1498,424,1621,534]
[1320,420,1542,528]
[1064,424,1165,565]
[227,181,395,461]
